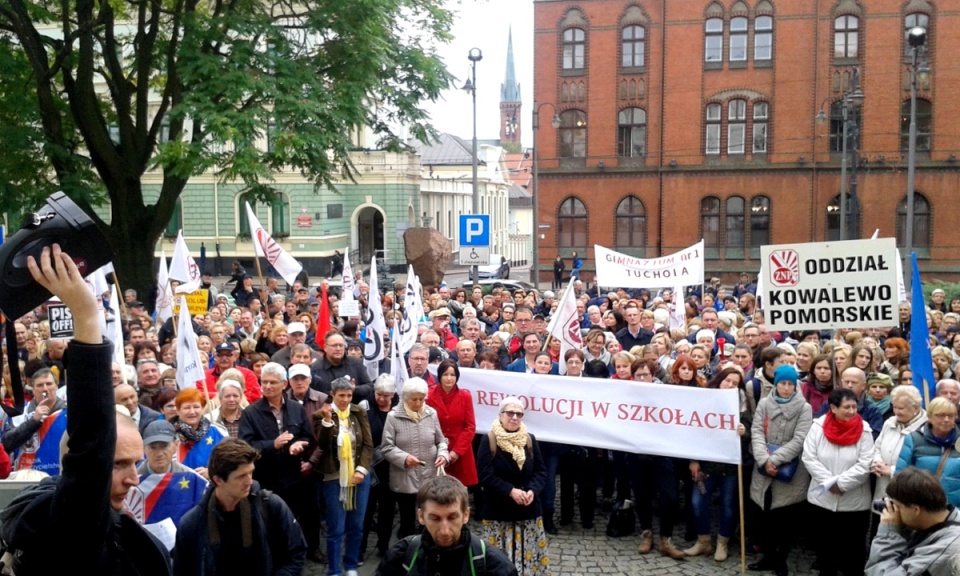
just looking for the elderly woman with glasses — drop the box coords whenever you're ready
[381,377,448,540]
[477,396,551,576]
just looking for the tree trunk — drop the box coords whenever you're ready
[107,207,161,316]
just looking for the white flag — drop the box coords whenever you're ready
[245,202,302,285]
[169,231,202,293]
[108,284,125,368]
[175,297,206,391]
[396,265,424,355]
[341,249,356,301]
[545,285,582,375]
[670,283,686,330]
[85,263,112,335]
[895,248,907,303]
[756,265,765,313]
[362,257,386,380]
[391,327,409,393]
[155,249,174,322]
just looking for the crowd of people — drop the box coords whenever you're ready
[5,256,960,576]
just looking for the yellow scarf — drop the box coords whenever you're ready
[336,406,356,510]
[491,419,529,469]
[403,404,424,423]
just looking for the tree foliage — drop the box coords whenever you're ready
[0,0,454,305]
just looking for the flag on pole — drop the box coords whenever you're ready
[85,263,112,335]
[545,285,583,375]
[316,283,330,350]
[244,202,302,285]
[909,253,936,406]
[895,248,908,304]
[156,249,174,322]
[169,231,202,293]
[669,282,686,330]
[362,257,386,380]
[390,327,409,393]
[756,265,765,313]
[175,296,206,391]
[108,284,125,367]
[341,249,356,301]
[396,266,424,355]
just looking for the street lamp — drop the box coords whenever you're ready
[463,47,483,282]
[531,101,561,287]
[816,69,864,241]
[904,26,929,292]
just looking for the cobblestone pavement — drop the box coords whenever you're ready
[304,509,820,576]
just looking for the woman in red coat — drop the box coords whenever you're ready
[426,360,478,487]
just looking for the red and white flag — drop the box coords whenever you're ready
[245,202,302,285]
[156,249,174,322]
[175,296,206,391]
[169,231,202,293]
[545,285,583,375]
[670,282,686,330]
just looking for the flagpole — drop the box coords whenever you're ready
[738,463,746,575]
[111,272,129,323]
[252,253,267,303]
[542,282,573,352]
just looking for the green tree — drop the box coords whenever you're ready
[0,0,453,308]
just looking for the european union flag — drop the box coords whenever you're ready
[909,252,936,406]
[125,470,207,526]
[178,424,227,470]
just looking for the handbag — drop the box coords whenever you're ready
[764,443,799,482]
[605,499,636,538]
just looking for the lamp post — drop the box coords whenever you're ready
[816,70,864,241]
[531,101,561,287]
[463,47,483,283]
[905,26,929,292]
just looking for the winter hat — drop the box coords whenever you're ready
[773,364,799,385]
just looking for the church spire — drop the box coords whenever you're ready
[501,25,520,103]
[500,25,522,145]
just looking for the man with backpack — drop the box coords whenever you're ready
[376,475,517,576]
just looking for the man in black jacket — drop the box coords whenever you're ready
[0,244,170,575]
[377,475,517,576]
[310,332,373,403]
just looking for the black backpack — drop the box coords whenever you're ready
[403,534,487,576]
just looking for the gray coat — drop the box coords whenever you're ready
[865,507,960,576]
[381,404,449,495]
[750,392,813,510]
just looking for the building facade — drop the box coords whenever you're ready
[533,0,960,285]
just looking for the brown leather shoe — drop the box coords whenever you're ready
[659,537,686,560]
[637,530,654,554]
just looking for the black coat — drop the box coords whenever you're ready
[309,356,373,404]
[616,326,654,350]
[377,528,518,576]
[476,432,546,522]
[0,341,171,575]
[239,398,313,491]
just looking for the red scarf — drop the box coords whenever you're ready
[823,411,864,446]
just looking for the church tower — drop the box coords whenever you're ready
[500,25,521,146]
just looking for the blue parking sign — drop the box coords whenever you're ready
[458,215,490,247]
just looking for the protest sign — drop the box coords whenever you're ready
[338,300,360,317]
[172,290,209,316]
[47,302,74,339]
[455,367,741,465]
[595,241,704,289]
[760,238,898,331]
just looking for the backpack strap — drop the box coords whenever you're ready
[752,377,761,403]
[469,535,486,576]
[403,535,422,575]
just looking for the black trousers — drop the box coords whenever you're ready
[757,493,802,568]
[626,454,678,538]
[274,479,321,553]
[812,506,870,575]
[361,465,397,554]
[395,492,421,539]
[558,446,598,525]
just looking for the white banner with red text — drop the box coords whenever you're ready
[594,241,705,289]
[455,367,741,465]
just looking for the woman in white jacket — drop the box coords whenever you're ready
[870,386,926,512]
[802,388,875,576]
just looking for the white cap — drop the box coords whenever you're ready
[288,364,311,379]
[287,322,307,334]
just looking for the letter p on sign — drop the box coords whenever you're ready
[458,214,490,247]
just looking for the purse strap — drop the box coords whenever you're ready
[935,448,952,480]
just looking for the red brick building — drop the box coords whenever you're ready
[532,0,960,286]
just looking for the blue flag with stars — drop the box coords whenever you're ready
[124,470,207,526]
[178,424,227,470]
[909,252,936,406]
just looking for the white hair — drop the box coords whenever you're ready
[498,396,524,413]
[260,362,288,381]
[401,377,428,399]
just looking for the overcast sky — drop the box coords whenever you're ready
[424,0,535,148]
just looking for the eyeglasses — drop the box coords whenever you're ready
[634,372,652,379]
[502,410,524,419]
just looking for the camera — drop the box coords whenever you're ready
[873,498,890,514]
[0,192,112,319]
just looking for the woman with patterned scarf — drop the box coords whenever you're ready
[169,388,228,479]
[802,388,875,576]
[476,396,551,576]
[316,376,374,576]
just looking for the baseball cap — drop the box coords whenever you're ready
[288,364,311,379]
[142,420,177,445]
[215,342,235,355]
[287,322,307,334]
[429,308,451,319]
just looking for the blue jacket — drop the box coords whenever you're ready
[506,358,559,375]
[896,423,960,508]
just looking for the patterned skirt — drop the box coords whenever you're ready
[480,517,552,576]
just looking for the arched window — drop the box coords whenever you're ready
[238,191,258,237]
[729,17,749,61]
[705,18,724,62]
[754,15,773,61]
[725,196,745,258]
[164,198,183,238]
[557,197,587,247]
[558,110,587,158]
[834,15,859,59]
[617,108,646,157]
[563,28,585,70]
[897,193,931,254]
[900,98,932,152]
[622,25,645,68]
[750,196,770,258]
[728,99,747,154]
[615,196,646,250]
[701,197,721,258]
[705,103,722,155]
[826,193,861,241]
[271,193,290,238]
[904,13,930,57]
